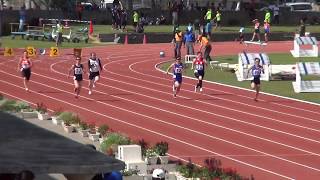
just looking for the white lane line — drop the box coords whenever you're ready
[50,60,320,144]
[103,61,320,134]
[16,60,320,159]
[0,77,295,180]
[125,59,320,122]
[16,61,320,160]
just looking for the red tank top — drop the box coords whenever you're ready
[195,58,205,71]
[21,58,30,69]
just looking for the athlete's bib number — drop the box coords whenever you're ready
[252,69,261,76]
[195,64,203,70]
[74,68,82,75]
[175,68,182,74]
[90,62,99,72]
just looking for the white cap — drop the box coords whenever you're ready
[152,169,165,179]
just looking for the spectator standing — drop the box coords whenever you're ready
[250,19,261,42]
[183,26,195,55]
[18,6,26,32]
[213,10,221,30]
[76,3,83,21]
[120,9,127,32]
[273,5,280,25]
[264,9,271,24]
[298,19,306,37]
[204,8,212,24]
[198,35,212,62]
[133,11,139,29]
[171,1,179,26]
[56,21,63,47]
[173,26,183,58]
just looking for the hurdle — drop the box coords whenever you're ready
[290,36,318,57]
[184,55,197,64]
[292,62,320,93]
[237,52,271,81]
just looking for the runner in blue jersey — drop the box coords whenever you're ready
[166,57,185,98]
[191,51,207,92]
[247,58,264,101]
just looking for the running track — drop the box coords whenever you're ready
[1,42,320,179]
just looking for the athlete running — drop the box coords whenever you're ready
[166,57,185,98]
[68,57,86,98]
[191,51,207,92]
[247,58,264,101]
[17,51,33,92]
[88,52,102,95]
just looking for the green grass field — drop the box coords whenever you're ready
[92,25,320,34]
[160,54,320,104]
[1,24,320,48]
[215,53,320,64]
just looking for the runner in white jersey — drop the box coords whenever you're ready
[88,52,102,95]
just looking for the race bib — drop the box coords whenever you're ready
[195,64,203,70]
[74,67,82,75]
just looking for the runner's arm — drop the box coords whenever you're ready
[166,63,173,74]
[67,65,74,78]
[246,66,253,78]
[17,58,22,71]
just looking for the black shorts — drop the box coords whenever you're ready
[74,75,83,81]
[216,20,221,26]
[21,68,31,80]
[251,77,261,85]
[254,29,260,33]
[194,70,204,79]
[89,71,100,80]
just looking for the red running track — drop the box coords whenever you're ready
[0,42,320,180]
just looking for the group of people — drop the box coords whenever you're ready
[18,51,103,99]
[110,1,127,31]
[166,53,264,101]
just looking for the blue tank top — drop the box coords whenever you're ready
[173,63,183,75]
[252,65,262,77]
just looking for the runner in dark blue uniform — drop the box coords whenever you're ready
[68,57,86,98]
[192,51,207,92]
[247,58,264,101]
[166,57,184,98]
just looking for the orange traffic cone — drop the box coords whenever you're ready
[143,34,147,44]
[89,20,93,35]
[124,34,128,45]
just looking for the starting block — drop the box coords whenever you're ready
[4,48,14,56]
[244,41,267,46]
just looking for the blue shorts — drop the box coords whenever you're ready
[173,74,182,84]
[265,28,270,33]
